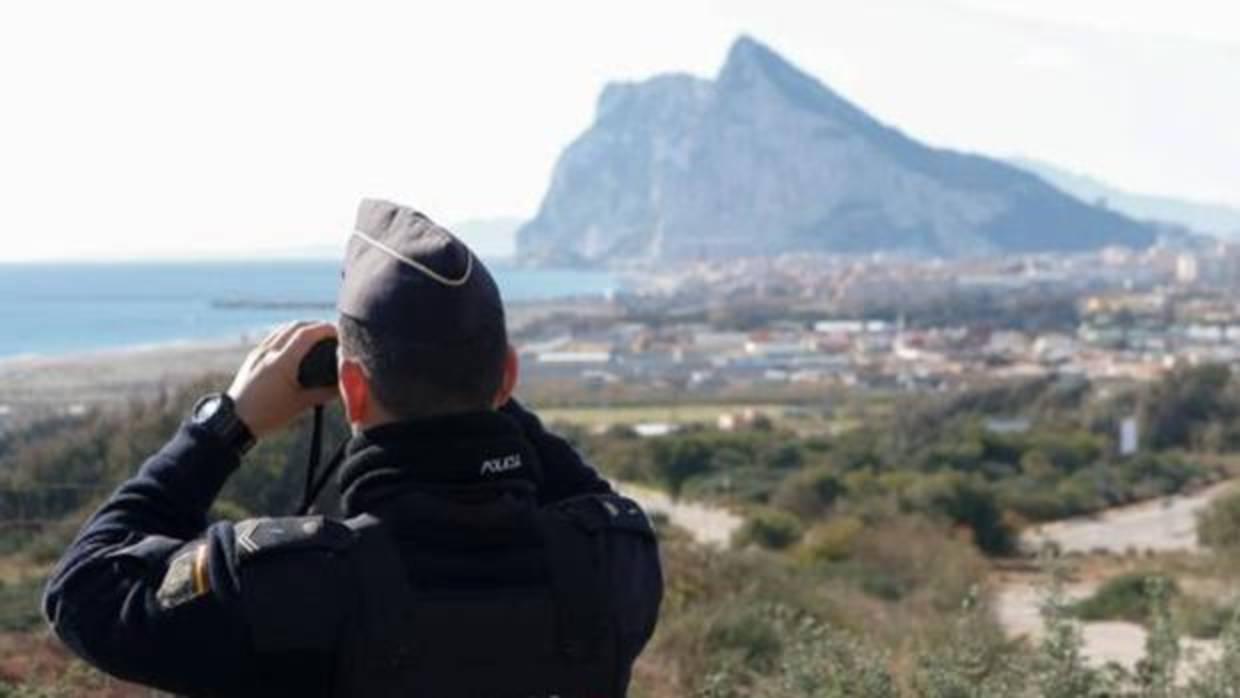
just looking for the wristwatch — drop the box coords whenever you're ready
[190,393,256,456]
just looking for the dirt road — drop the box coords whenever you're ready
[621,474,1237,675]
[998,481,1235,674]
[1024,481,1235,555]
[617,482,743,548]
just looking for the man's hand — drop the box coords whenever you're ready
[227,321,339,439]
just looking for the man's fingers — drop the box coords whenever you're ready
[267,321,313,354]
[283,322,338,361]
[256,322,295,351]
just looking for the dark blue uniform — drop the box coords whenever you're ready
[43,400,662,697]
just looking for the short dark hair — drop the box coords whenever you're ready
[337,313,508,419]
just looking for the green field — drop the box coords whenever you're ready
[540,403,783,427]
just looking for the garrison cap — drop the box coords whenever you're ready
[338,199,504,343]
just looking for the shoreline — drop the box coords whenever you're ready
[0,293,623,424]
[0,334,260,372]
[0,338,254,423]
[0,291,620,372]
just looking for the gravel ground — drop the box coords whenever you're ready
[997,481,1237,677]
[617,482,743,548]
[1024,481,1236,555]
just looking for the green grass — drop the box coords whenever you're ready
[0,576,45,632]
[1070,572,1177,624]
[540,403,784,427]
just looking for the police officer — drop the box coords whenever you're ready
[43,199,663,697]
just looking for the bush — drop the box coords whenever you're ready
[770,466,845,519]
[1198,489,1240,550]
[846,517,988,608]
[1177,593,1232,639]
[901,472,1016,556]
[650,439,716,498]
[797,517,864,563]
[1139,363,1235,451]
[703,603,786,674]
[736,509,803,551]
[0,577,46,633]
[679,467,785,505]
[1070,572,1178,624]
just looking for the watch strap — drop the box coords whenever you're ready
[192,393,256,456]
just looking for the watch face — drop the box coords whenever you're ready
[194,395,223,423]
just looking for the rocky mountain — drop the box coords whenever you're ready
[517,37,1158,265]
[1009,157,1240,241]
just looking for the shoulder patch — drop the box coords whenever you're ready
[550,494,656,538]
[156,542,210,610]
[233,516,354,563]
[599,494,657,538]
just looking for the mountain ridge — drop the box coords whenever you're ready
[517,36,1157,265]
[1008,156,1240,240]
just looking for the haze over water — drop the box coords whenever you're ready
[0,261,617,359]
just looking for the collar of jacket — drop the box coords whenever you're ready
[337,409,545,517]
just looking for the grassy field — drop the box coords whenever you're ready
[536,402,874,437]
[540,403,783,427]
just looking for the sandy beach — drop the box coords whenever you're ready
[0,296,620,428]
[0,339,251,424]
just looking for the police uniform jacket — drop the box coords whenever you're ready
[42,400,663,697]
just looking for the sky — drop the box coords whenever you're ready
[0,0,1236,261]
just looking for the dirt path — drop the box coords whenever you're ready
[617,482,743,548]
[618,471,1236,675]
[1023,481,1236,555]
[997,481,1236,674]
[995,576,1222,676]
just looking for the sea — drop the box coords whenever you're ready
[0,261,618,360]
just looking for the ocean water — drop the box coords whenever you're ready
[0,261,617,359]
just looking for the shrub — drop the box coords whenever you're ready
[756,606,897,698]
[770,466,845,519]
[650,439,716,498]
[1070,572,1178,625]
[680,467,785,505]
[1030,566,1113,698]
[847,517,988,609]
[797,517,864,563]
[762,443,804,471]
[0,578,46,633]
[1177,593,1232,640]
[912,590,1027,698]
[736,509,804,551]
[901,472,1015,556]
[1197,489,1240,551]
[703,603,785,673]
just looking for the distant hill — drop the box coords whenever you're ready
[1009,157,1240,240]
[517,36,1158,265]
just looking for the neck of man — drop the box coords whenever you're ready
[351,401,494,436]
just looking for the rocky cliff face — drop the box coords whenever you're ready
[517,37,1157,265]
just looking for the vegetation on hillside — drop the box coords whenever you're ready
[3,364,1240,694]
[574,367,1233,559]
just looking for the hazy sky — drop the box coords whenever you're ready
[0,0,1236,261]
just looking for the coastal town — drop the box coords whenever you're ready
[515,240,1240,396]
[4,240,1240,435]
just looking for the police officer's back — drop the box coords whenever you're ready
[42,200,663,697]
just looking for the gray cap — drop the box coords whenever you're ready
[338,199,504,344]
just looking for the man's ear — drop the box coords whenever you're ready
[493,345,520,408]
[339,358,371,426]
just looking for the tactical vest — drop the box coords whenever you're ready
[331,493,650,698]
